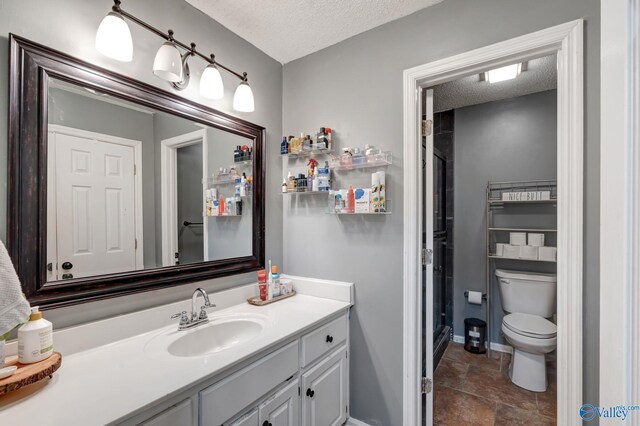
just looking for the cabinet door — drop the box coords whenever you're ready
[141,399,194,426]
[301,346,347,426]
[228,408,259,426]
[259,380,299,426]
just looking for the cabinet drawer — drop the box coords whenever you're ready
[301,314,347,368]
[200,341,299,426]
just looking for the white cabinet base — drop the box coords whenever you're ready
[301,346,348,426]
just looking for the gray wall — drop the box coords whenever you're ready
[0,0,283,326]
[453,90,557,344]
[282,1,600,424]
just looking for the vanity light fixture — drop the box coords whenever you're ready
[485,63,522,84]
[95,0,255,112]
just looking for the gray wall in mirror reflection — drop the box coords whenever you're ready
[205,129,253,261]
[48,87,255,270]
[48,87,159,268]
[177,143,204,264]
[0,0,283,327]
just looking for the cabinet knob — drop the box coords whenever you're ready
[306,388,315,398]
[62,273,73,279]
[262,421,269,426]
[61,261,73,270]
[326,335,334,343]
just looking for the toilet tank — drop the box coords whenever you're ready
[495,269,557,317]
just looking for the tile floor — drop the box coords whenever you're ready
[433,343,556,425]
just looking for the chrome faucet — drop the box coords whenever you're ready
[171,288,216,330]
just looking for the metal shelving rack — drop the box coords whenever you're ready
[485,180,557,358]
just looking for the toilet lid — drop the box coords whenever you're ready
[503,313,556,338]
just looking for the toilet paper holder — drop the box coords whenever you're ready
[464,291,487,300]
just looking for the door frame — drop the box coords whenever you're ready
[599,0,640,414]
[160,129,208,266]
[402,20,584,425]
[47,124,144,275]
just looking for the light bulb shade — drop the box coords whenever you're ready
[233,81,255,112]
[153,41,183,82]
[95,12,133,62]
[200,65,224,99]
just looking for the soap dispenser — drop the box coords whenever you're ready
[18,307,53,364]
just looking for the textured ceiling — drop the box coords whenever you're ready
[433,54,557,112]
[185,0,444,63]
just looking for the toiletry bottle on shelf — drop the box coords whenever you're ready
[371,173,380,212]
[240,176,247,197]
[282,180,288,193]
[347,185,355,213]
[302,135,311,152]
[258,269,267,301]
[352,147,365,165]
[340,148,353,167]
[235,196,242,216]
[281,137,288,155]
[297,174,307,192]
[212,195,219,216]
[234,145,241,162]
[318,163,330,191]
[377,171,386,212]
[312,167,319,192]
[18,307,53,364]
[325,128,332,150]
[287,172,297,192]
[218,196,225,216]
[235,177,242,196]
[316,128,327,150]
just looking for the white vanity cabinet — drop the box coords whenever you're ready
[129,311,349,426]
[301,347,348,426]
[258,380,300,426]
[141,399,195,426]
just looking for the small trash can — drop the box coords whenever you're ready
[464,318,487,354]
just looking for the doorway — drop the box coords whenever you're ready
[176,143,205,264]
[403,20,584,426]
[160,129,208,266]
[46,124,143,281]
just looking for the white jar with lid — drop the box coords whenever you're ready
[18,307,53,364]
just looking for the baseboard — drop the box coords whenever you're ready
[346,417,371,426]
[452,334,513,354]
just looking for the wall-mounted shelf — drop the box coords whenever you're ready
[328,210,391,216]
[488,227,556,232]
[281,148,334,158]
[488,199,557,205]
[330,152,392,171]
[280,190,330,196]
[233,159,253,166]
[208,214,243,218]
[488,254,556,263]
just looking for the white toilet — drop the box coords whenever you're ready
[495,269,557,392]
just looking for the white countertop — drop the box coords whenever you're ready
[0,277,352,425]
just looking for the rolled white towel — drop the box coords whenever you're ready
[0,240,30,335]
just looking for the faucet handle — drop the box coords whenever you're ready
[171,311,189,325]
[199,303,216,320]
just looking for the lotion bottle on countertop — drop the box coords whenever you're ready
[18,307,53,364]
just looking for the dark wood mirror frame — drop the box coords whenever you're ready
[7,35,265,309]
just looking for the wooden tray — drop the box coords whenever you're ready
[248,290,296,306]
[0,352,62,396]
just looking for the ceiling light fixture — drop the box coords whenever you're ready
[95,0,255,112]
[485,63,522,84]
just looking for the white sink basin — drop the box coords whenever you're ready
[146,313,268,358]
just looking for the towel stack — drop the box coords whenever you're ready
[0,240,31,335]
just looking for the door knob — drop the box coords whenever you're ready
[62,273,73,279]
[61,261,73,270]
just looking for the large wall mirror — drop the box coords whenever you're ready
[8,35,265,308]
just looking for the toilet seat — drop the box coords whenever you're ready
[502,313,556,339]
